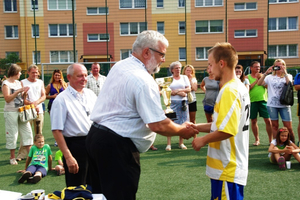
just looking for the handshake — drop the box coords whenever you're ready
[180,121,199,139]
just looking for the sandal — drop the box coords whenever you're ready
[10,158,18,165]
[253,141,260,146]
[179,144,187,150]
[278,156,286,170]
[165,145,171,151]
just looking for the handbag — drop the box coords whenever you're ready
[280,81,294,106]
[19,104,38,122]
[187,92,193,103]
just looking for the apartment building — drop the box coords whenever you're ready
[1,0,299,71]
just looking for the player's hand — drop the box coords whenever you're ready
[180,122,199,139]
[192,137,206,151]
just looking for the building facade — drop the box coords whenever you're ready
[1,0,299,71]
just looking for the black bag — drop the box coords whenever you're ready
[280,81,294,106]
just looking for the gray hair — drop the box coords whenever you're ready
[132,30,169,55]
[169,61,182,74]
[67,63,86,76]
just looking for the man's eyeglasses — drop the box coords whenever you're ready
[149,48,165,58]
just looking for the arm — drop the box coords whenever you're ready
[147,118,198,139]
[192,130,232,151]
[294,85,300,91]
[2,84,25,103]
[48,155,53,171]
[24,157,32,171]
[200,80,206,92]
[52,130,79,174]
[257,67,273,86]
[190,78,198,91]
[268,143,290,154]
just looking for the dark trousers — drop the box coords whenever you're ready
[86,124,140,200]
[64,136,89,187]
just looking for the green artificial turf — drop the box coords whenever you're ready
[0,94,299,200]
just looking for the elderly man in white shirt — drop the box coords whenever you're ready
[51,63,97,187]
[86,30,198,200]
[85,62,106,96]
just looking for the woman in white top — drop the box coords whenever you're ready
[2,64,33,165]
[166,61,191,151]
[257,59,295,142]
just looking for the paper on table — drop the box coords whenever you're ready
[0,190,22,200]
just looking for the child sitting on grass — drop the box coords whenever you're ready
[54,149,65,176]
[18,134,52,184]
[268,127,300,170]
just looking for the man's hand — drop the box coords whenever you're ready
[180,122,199,139]
[66,156,79,174]
[192,137,206,151]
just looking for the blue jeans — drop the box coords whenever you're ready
[267,106,292,121]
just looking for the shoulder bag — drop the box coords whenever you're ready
[280,81,294,106]
[19,104,37,122]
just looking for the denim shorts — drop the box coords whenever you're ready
[267,106,292,122]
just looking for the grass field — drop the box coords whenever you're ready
[0,93,299,200]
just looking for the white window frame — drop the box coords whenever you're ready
[32,51,41,64]
[49,24,76,37]
[119,0,146,9]
[196,47,211,60]
[87,34,110,42]
[269,0,298,4]
[195,0,223,7]
[179,21,186,34]
[195,20,223,34]
[268,17,298,31]
[268,44,298,58]
[48,0,75,10]
[179,47,186,61]
[4,0,17,12]
[120,22,147,36]
[120,49,132,60]
[50,51,77,63]
[87,7,109,15]
[31,24,40,38]
[31,0,38,10]
[234,29,257,38]
[234,2,257,11]
[5,25,18,39]
[178,0,185,7]
[157,0,163,8]
[157,22,165,35]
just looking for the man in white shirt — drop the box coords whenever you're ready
[86,30,198,200]
[51,63,97,187]
[16,65,46,161]
[85,62,106,96]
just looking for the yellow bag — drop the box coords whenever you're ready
[187,92,193,103]
[19,104,37,122]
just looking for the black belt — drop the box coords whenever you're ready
[92,123,123,138]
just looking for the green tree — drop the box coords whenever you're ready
[0,53,21,73]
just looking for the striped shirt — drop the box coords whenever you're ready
[86,73,106,96]
[90,55,166,153]
[207,78,250,186]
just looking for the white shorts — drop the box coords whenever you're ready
[4,111,33,149]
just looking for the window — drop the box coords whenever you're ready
[179,21,186,34]
[48,0,74,10]
[120,22,147,35]
[120,0,146,9]
[157,22,164,34]
[50,51,77,63]
[179,48,186,61]
[234,2,257,11]
[87,7,109,15]
[269,0,298,3]
[120,49,132,59]
[195,0,223,7]
[268,44,297,58]
[32,51,41,64]
[196,47,211,60]
[5,26,18,39]
[234,29,257,38]
[6,52,19,57]
[31,24,40,37]
[268,17,298,31]
[88,34,110,42]
[196,20,223,33]
[4,0,17,12]
[31,0,38,10]
[179,0,185,7]
[49,24,76,37]
[157,0,163,8]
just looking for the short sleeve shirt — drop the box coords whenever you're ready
[28,144,52,171]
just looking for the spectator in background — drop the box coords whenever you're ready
[85,62,106,96]
[200,65,219,123]
[2,64,32,165]
[45,69,68,113]
[257,59,295,142]
[235,65,250,90]
[166,61,191,151]
[182,65,198,125]
[247,61,272,146]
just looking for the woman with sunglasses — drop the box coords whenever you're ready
[165,61,191,151]
[45,69,68,113]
